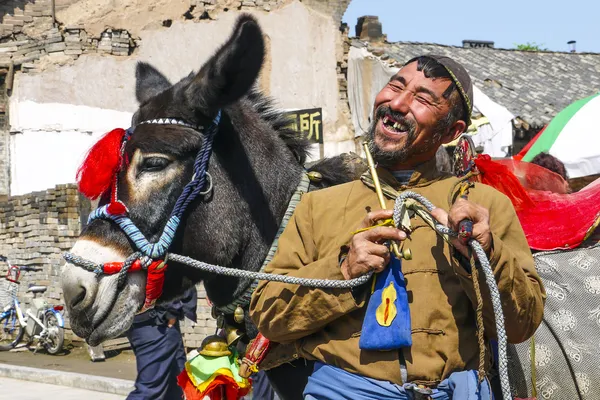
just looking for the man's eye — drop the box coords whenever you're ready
[140,157,170,172]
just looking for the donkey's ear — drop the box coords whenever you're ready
[135,62,172,104]
[185,14,264,112]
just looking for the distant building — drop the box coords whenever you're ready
[347,16,600,155]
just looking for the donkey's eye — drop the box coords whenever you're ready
[140,157,170,173]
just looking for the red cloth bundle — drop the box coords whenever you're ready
[473,155,600,251]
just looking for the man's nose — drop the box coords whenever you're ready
[388,91,412,115]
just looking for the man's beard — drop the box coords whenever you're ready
[366,106,418,167]
[366,106,448,167]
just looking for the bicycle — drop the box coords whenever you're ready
[0,255,65,354]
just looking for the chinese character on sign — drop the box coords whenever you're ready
[283,108,323,144]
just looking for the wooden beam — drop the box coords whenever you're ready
[6,61,14,93]
[51,0,56,26]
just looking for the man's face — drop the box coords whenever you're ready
[366,61,465,168]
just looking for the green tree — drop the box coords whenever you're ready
[515,42,548,51]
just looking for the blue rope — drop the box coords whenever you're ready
[171,110,221,219]
[87,110,222,260]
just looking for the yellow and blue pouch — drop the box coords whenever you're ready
[359,254,412,350]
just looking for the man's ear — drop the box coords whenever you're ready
[441,120,467,144]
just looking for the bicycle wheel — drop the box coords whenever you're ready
[43,311,64,355]
[0,310,24,351]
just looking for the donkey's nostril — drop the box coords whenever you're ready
[65,284,87,310]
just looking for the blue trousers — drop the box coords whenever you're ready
[126,320,187,400]
[304,362,492,400]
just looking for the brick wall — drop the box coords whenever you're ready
[0,183,218,346]
[0,0,137,72]
[0,129,7,196]
[0,184,86,340]
[0,72,7,196]
[180,286,218,349]
[0,0,353,347]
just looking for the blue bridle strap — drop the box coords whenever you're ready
[87,110,222,260]
[171,110,222,219]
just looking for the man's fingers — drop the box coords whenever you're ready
[360,226,406,242]
[361,209,394,227]
[361,241,391,258]
[430,207,449,226]
[448,200,487,231]
[364,254,388,273]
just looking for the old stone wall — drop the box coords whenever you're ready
[0,74,8,196]
[0,184,85,341]
[0,1,136,73]
[0,184,217,345]
[302,0,351,22]
[0,0,354,347]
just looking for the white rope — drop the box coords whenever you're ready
[393,191,511,400]
[167,253,373,288]
[65,190,511,398]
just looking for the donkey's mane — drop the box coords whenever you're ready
[246,88,311,166]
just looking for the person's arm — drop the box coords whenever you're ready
[164,301,184,327]
[436,192,546,344]
[251,194,406,344]
[250,194,363,343]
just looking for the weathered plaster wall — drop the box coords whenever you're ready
[0,0,354,347]
[9,101,131,195]
[0,129,8,196]
[9,1,350,194]
[0,76,8,196]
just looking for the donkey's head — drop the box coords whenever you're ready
[61,15,309,345]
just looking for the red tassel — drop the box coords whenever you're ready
[144,260,167,309]
[474,155,535,211]
[77,128,126,200]
[107,201,128,216]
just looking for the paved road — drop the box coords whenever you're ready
[0,344,137,381]
[0,377,126,400]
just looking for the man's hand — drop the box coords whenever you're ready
[167,318,177,328]
[430,198,492,258]
[341,209,406,280]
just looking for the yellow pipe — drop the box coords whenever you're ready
[362,143,407,259]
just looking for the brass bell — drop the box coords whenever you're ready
[401,247,412,260]
[224,325,244,346]
[198,335,231,357]
[391,244,412,260]
[307,171,323,183]
[233,305,245,324]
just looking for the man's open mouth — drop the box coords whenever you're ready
[381,115,410,134]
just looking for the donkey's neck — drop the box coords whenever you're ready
[202,100,305,307]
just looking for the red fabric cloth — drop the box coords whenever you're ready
[177,369,251,400]
[473,155,600,250]
[474,155,535,211]
[144,260,167,309]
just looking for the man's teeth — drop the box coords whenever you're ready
[382,115,407,132]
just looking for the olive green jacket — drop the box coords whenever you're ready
[250,158,545,386]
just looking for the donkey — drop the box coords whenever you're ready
[60,14,362,399]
